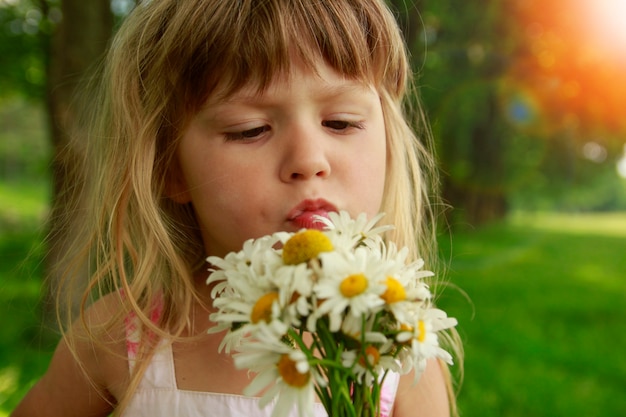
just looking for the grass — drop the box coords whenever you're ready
[1,175,625,416]
[0,181,56,415]
[437,212,626,416]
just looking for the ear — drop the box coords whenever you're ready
[165,158,192,204]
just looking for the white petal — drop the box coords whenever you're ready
[244,368,277,396]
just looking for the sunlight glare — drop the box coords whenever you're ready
[588,0,626,49]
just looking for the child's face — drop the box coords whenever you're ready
[171,60,387,257]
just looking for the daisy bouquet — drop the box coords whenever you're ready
[207,212,457,417]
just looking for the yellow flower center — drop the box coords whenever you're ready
[250,292,279,323]
[339,273,368,298]
[277,354,310,387]
[380,277,406,304]
[399,323,412,332]
[282,229,334,265]
[358,345,381,368]
[417,319,427,343]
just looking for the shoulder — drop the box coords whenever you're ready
[11,293,129,417]
[73,292,132,398]
[393,359,453,417]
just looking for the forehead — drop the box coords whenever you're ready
[209,58,375,105]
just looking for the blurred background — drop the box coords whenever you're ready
[0,0,625,415]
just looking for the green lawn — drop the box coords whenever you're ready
[437,212,626,417]
[1,181,625,416]
[0,181,56,415]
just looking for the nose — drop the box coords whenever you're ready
[279,124,331,182]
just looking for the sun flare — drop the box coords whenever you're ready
[588,0,626,48]
[507,0,626,133]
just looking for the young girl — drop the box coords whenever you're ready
[13,0,461,416]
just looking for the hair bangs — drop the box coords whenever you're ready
[173,0,408,109]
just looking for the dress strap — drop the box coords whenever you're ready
[123,293,164,373]
[379,371,401,417]
[123,293,177,390]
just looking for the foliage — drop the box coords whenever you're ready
[399,0,626,217]
[3,0,626,227]
[0,99,50,182]
[497,0,626,212]
[505,0,626,136]
[404,0,518,224]
[0,0,59,100]
[0,0,135,101]
[507,135,626,212]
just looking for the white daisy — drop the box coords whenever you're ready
[207,259,287,353]
[362,240,434,325]
[206,233,294,343]
[279,229,334,266]
[341,335,401,385]
[316,211,393,251]
[272,262,316,326]
[234,324,322,417]
[205,211,459,417]
[377,243,434,295]
[312,247,388,332]
[209,282,276,323]
[396,307,457,382]
[207,233,284,282]
[209,297,288,354]
[379,268,433,324]
[207,235,283,310]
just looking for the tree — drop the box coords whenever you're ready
[506,0,626,137]
[500,0,626,212]
[0,0,51,100]
[400,0,515,227]
[41,0,114,326]
[391,0,626,223]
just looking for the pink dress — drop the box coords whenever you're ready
[122,308,400,416]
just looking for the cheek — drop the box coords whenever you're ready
[370,132,388,211]
[347,138,387,215]
[190,168,269,227]
[367,156,388,213]
[191,190,252,256]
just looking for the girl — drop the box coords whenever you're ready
[13,0,461,416]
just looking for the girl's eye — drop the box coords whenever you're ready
[322,120,364,132]
[224,125,270,141]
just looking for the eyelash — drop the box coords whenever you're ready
[223,119,364,141]
[322,120,364,132]
[224,125,270,141]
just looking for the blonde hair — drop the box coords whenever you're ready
[54,0,461,413]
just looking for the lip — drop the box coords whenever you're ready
[287,199,338,230]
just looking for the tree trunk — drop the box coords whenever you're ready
[42,0,113,329]
[442,88,508,227]
[465,89,507,225]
